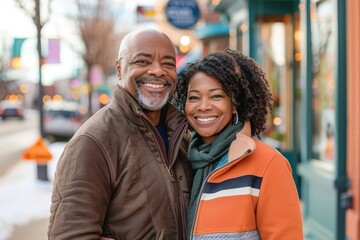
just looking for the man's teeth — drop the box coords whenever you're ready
[143,83,165,88]
[197,117,217,122]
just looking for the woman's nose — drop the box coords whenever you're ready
[198,98,212,111]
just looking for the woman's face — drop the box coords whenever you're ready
[185,71,235,143]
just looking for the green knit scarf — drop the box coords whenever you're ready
[187,122,244,232]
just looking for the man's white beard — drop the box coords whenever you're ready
[136,89,171,111]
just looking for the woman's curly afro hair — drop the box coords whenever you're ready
[175,49,273,137]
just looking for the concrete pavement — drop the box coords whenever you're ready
[0,141,64,240]
[0,159,53,240]
[9,218,48,240]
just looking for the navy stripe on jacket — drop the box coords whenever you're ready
[201,175,262,200]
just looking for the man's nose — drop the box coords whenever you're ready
[148,62,166,77]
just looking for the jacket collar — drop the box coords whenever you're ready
[228,121,256,162]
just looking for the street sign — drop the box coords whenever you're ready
[22,137,52,163]
[165,0,200,29]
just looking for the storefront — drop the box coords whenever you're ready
[209,0,302,193]
[345,0,360,239]
[297,0,347,239]
[206,0,351,239]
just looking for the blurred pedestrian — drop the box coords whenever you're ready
[48,29,193,240]
[175,49,303,239]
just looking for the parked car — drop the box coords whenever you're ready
[44,101,85,141]
[0,100,24,120]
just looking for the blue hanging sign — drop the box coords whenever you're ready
[165,0,200,29]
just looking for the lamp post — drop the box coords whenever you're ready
[35,0,48,181]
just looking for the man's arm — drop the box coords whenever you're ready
[48,135,112,239]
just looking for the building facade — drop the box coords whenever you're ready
[194,0,359,239]
[346,0,360,238]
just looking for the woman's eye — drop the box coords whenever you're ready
[187,96,199,101]
[211,94,224,100]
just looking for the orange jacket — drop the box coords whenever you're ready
[190,123,303,239]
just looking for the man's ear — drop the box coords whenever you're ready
[115,59,121,80]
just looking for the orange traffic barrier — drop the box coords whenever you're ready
[22,137,52,163]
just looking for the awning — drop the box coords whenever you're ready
[176,45,203,73]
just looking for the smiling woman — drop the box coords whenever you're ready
[175,49,303,240]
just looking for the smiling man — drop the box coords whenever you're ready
[116,29,177,119]
[48,29,193,240]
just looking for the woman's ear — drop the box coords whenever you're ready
[232,104,237,114]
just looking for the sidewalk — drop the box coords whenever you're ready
[9,218,48,240]
[0,142,65,240]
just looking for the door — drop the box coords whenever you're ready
[297,0,348,239]
[248,0,301,189]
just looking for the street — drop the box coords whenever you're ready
[0,111,39,176]
[0,111,66,239]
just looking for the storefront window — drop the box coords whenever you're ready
[255,16,293,152]
[310,0,335,163]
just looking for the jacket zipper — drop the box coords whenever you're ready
[168,120,187,240]
[168,119,187,167]
[139,111,187,240]
[188,149,253,240]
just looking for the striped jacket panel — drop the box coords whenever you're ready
[193,230,260,240]
[191,124,303,240]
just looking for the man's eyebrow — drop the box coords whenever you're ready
[163,55,176,62]
[134,52,152,58]
[133,53,175,62]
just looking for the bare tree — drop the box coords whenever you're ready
[14,0,52,28]
[0,36,10,99]
[0,55,9,100]
[14,0,52,132]
[73,0,123,116]
[14,0,53,181]
[14,0,124,116]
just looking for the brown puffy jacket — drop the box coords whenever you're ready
[48,85,193,240]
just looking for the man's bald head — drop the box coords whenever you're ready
[114,28,178,116]
[118,29,176,59]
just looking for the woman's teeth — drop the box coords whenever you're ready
[197,117,216,122]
